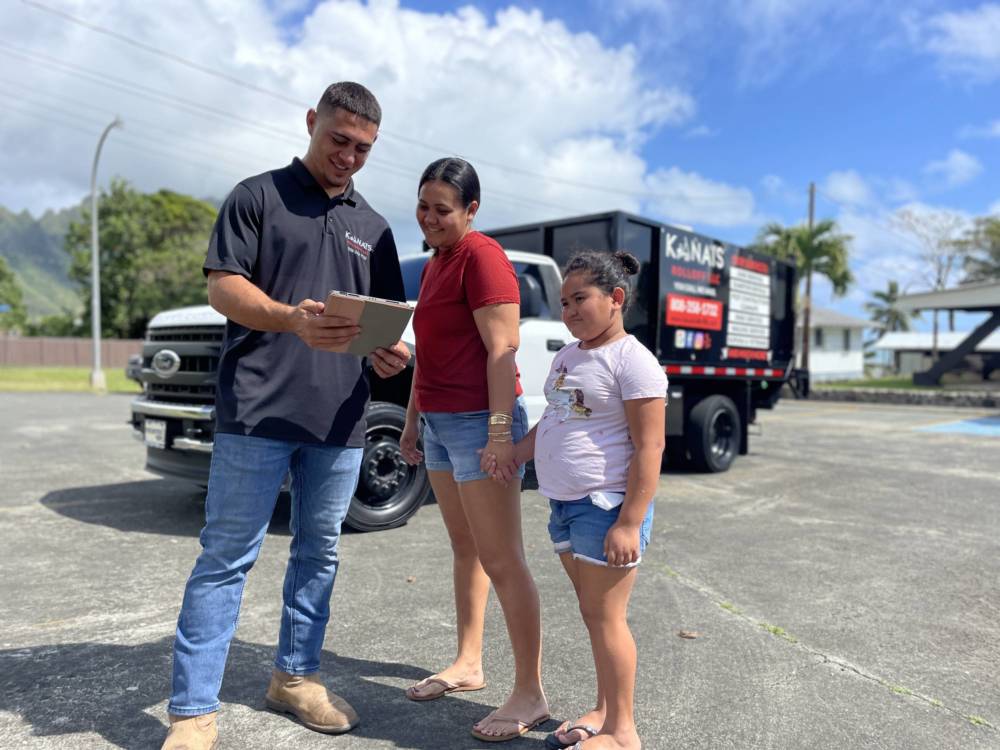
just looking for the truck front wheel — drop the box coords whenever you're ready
[687,395,741,473]
[346,401,432,532]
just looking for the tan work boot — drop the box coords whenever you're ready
[161,712,218,750]
[264,669,359,734]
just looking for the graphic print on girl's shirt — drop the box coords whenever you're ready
[546,363,593,421]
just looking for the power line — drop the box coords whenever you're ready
[4,100,251,185]
[0,44,302,146]
[20,0,749,206]
[3,75,575,220]
[21,0,304,108]
[2,44,587,216]
[0,78,271,174]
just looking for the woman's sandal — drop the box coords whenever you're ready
[405,676,486,702]
[544,721,600,749]
[470,711,551,742]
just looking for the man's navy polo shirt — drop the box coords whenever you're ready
[204,157,405,446]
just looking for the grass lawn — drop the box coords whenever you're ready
[819,377,929,390]
[0,366,141,393]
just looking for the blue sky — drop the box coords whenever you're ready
[4,0,999,330]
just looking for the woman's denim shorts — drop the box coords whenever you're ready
[548,496,654,567]
[420,397,528,483]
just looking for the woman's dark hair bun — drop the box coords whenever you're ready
[614,251,640,276]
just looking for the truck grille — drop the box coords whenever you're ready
[142,355,217,373]
[148,327,224,343]
[142,325,224,404]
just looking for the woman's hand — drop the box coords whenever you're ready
[370,341,410,379]
[604,521,641,567]
[400,418,423,465]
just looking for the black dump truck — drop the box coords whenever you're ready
[482,210,797,473]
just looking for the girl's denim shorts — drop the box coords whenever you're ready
[548,496,654,568]
[420,397,528,483]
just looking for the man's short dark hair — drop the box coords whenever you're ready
[317,82,381,126]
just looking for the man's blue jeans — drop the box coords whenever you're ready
[168,432,362,717]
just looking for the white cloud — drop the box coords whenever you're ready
[0,0,711,253]
[613,0,886,87]
[643,167,756,228]
[683,125,718,139]
[909,3,1000,79]
[823,170,874,207]
[922,149,983,189]
[959,119,1000,138]
[879,177,920,205]
[989,199,1000,216]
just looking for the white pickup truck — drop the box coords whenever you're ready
[129,250,569,531]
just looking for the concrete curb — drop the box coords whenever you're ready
[808,387,999,409]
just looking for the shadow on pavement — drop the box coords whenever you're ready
[0,637,549,749]
[38,480,294,538]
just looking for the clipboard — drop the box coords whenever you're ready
[322,290,414,356]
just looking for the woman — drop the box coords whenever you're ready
[399,157,548,742]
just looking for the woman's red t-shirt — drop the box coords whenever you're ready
[413,231,523,412]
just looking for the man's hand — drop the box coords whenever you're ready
[369,341,410,379]
[289,299,360,351]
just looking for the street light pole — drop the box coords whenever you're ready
[89,116,123,391]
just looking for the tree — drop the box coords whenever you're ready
[0,256,28,333]
[864,280,918,373]
[753,219,853,374]
[63,179,217,339]
[891,207,966,360]
[958,216,1000,283]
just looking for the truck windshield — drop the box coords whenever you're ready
[399,255,429,301]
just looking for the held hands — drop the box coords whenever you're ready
[289,298,360,350]
[480,438,528,485]
[604,521,641,567]
[400,418,423,465]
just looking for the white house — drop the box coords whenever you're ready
[872,331,1000,377]
[795,307,880,382]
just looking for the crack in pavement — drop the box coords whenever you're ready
[658,562,997,733]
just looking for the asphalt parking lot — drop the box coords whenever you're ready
[1,393,998,749]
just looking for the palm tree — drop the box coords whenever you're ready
[864,280,918,373]
[753,219,853,374]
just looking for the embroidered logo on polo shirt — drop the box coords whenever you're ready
[345,231,374,260]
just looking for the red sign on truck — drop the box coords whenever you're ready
[665,293,723,331]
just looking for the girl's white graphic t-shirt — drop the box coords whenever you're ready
[534,334,668,503]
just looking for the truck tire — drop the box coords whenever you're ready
[687,395,740,473]
[346,401,432,532]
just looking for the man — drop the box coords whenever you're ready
[162,82,410,750]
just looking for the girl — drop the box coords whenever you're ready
[489,251,666,750]
[399,157,548,742]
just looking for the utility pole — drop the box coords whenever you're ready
[89,116,123,392]
[801,181,815,377]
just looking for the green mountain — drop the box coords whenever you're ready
[0,204,83,318]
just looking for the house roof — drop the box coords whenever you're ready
[873,330,1000,352]
[796,306,880,330]
[896,279,1000,313]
